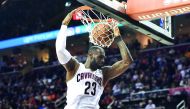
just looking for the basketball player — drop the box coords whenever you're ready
[55,9,133,109]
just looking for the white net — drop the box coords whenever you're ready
[76,6,118,47]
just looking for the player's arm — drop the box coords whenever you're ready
[55,10,79,81]
[103,26,133,85]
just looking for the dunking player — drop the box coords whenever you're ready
[55,9,133,109]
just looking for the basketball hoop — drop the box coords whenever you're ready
[75,6,118,47]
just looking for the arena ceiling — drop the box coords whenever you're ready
[0,0,82,41]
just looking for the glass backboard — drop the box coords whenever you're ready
[77,0,175,45]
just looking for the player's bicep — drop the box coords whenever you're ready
[63,57,79,73]
[104,60,130,81]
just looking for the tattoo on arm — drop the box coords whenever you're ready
[115,36,133,64]
[103,36,133,84]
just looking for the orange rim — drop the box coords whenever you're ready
[82,18,116,23]
[76,6,116,23]
[77,6,92,11]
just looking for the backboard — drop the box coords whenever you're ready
[77,0,178,45]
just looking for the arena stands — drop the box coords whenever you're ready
[100,42,190,109]
[0,40,189,108]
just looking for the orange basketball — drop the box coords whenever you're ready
[90,23,114,47]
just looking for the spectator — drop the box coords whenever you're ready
[145,99,156,109]
[132,70,139,81]
[101,94,114,109]
[135,79,144,91]
[164,95,176,109]
[112,82,121,96]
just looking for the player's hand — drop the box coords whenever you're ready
[62,9,76,26]
[113,25,121,37]
[62,6,92,26]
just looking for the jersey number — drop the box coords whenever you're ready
[84,82,96,96]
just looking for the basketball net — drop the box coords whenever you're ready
[76,6,118,47]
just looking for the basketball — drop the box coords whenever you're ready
[90,23,115,47]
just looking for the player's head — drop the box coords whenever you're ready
[87,46,105,70]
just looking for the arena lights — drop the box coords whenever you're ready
[65,1,72,7]
[0,24,124,50]
[0,25,88,50]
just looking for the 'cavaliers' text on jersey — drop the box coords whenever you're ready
[64,63,104,109]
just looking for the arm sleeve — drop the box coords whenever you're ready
[55,25,72,65]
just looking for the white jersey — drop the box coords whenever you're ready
[64,63,104,109]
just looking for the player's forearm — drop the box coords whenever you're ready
[62,11,74,26]
[55,25,72,64]
[115,36,133,64]
[56,25,67,50]
[56,10,73,51]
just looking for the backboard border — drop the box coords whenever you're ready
[77,0,175,45]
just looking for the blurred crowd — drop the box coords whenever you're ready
[0,64,66,109]
[101,44,190,109]
[0,41,190,109]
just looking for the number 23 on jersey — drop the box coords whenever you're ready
[84,81,97,96]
